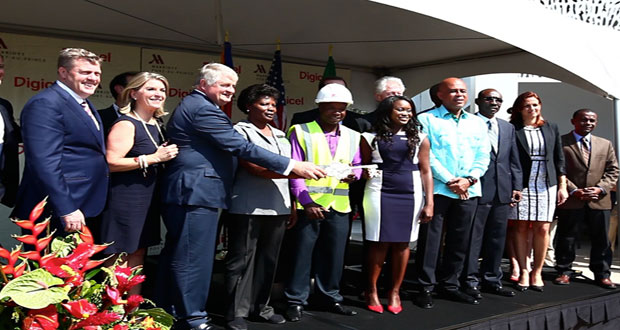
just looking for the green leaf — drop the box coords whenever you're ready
[50,236,75,257]
[132,308,175,327]
[0,268,69,309]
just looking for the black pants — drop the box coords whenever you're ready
[461,200,510,288]
[225,214,287,321]
[555,207,613,280]
[414,195,478,291]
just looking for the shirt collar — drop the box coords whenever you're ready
[56,80,85,105]
[573,131,590,143]
[437,105,469,119]
[477,112,496,125]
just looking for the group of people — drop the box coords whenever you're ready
[0,48,617,330]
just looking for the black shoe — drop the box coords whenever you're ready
[514,284,529,292]
[442,289,480,305]
[415,289,434,309]
[265,314,286,324]
[226,317,247,330]
[173,320,214,330]
[328,302,357,316]
[285,305,303,322]
[481,285,516,297]
[462,287,482,300]
[530,285,544,292]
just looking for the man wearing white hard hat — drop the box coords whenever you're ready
[284,83,362,321]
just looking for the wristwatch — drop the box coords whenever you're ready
[465,176,478,186]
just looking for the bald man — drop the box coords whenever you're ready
[413,78,490,308]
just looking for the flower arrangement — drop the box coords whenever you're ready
[0,198,174,330]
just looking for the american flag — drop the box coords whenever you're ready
[266,49,286,130]
[220,41,234,118]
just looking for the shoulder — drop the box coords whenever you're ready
[592,134,613,145]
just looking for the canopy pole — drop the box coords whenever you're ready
[614,98,620,245]
[214,0,225,46]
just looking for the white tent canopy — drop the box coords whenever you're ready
[1,0,618,97]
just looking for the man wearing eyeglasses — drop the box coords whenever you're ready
[460,89,523,300]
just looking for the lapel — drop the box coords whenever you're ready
[51,83,104,149]
[515,125,528,156]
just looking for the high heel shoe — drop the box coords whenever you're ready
[367,304,384,314]
[387,304,402,315]
[530,285,544,292]
[514,284,529,292]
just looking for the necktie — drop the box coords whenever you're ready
[487,120,498,152]
[581,136,590,166]
[81,101,100,131]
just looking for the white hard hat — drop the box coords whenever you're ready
[315,83,354,105]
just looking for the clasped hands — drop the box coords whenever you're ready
[447,177,470,200]
[572,186,603,201]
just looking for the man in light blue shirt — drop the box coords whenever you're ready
[413,77,490,309]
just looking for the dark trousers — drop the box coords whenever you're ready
[555,207,613,280]
[155,204,219,330]
[461,200,510,289]
[285,209,349,305]
[225,214,287,321]
[414,195,478,291]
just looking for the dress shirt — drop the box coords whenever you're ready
[289,124,362,206]
[572,131,590,151]
[56,80,86,105]
[477,113,498,152]
[418,105,490,198]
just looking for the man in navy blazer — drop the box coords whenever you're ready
[156,63,325,330]
[12,48,107,234]
[461,89,523,299]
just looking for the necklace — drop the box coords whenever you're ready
[130,110,163,149]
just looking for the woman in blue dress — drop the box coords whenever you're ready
[101,72,178,294]
[361,96,433,314]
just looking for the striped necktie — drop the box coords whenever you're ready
[581,136,590,166]
[487,120,498,152]
[81,101,100,131]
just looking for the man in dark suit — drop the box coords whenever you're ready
[97,71,138,136]
[12,48,107,235]
[0,54,21,207]
[156,63,325,330]
[461,89,522,299]
[554,109,618,289]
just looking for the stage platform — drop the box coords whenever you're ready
[143,241,620,330]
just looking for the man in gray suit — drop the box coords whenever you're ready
[156,63,325,330]
[461,89,523,299]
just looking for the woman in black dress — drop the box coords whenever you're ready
[101,72,178,294]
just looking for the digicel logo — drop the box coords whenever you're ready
[14,77,55,91]
[99,52,112,62]
[168,87,192,98]
[299,71,323,83]
[0,38,7,49]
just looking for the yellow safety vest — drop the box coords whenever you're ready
[290,121,361,213]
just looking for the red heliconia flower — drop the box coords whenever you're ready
[22,305,59,330]
[0,246,10,259]
[21,251,41,262]
[14,262,26,277]
[82,259,106,272]
[13,234,37,245]
[79,226,94,244]
[12,219,34,231]
[62,299,98,319]
[2,264,14,276]
[32,219,50,238]
[124,294,144,314]
[36,233,54,252]
[2,247,22,276]
[105,286,126,305]
[9,247,20,265]
[70,311,122,330]
[64,243,96,270]
[41,257,73,278]
[113,324,129,330]
[29,197,48,222]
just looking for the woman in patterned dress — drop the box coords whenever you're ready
[509,91,567,292]
[361,96,433,314]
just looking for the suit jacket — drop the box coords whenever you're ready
[97,105,119,137]
[558,132,618,210]
[290,107,371,133]
[479,118,523,204]
[0,98,21,207]
[161,90,290,209]
[12,83,108,219]
[514,121,566,187]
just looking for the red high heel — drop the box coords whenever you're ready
[367,304,384,314]
[387,304,402,315]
